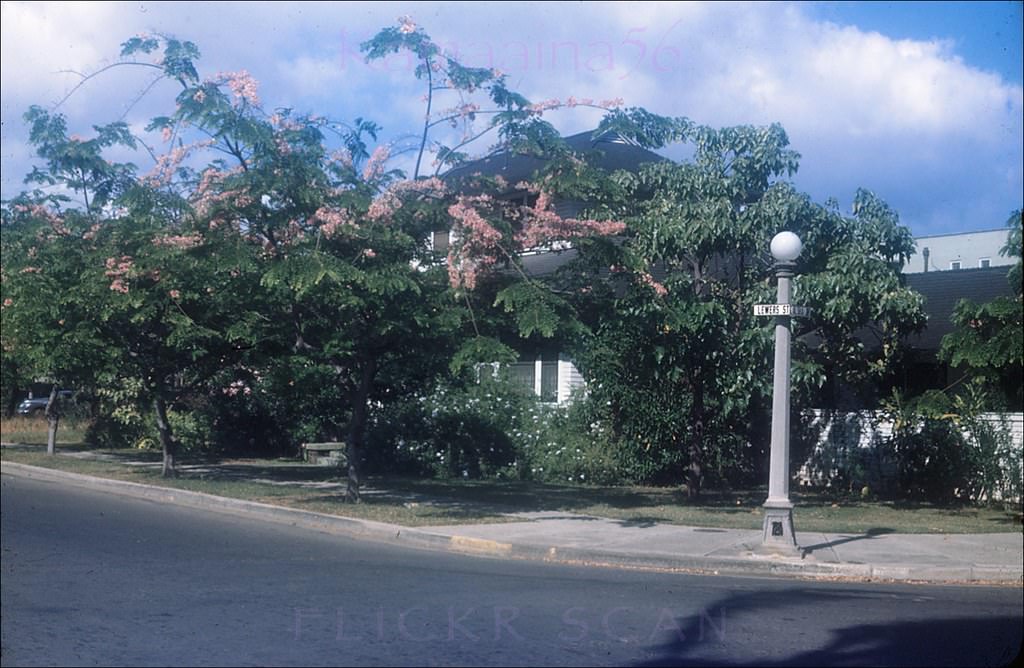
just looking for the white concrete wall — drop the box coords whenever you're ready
[796,410,1023,501]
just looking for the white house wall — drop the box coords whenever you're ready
[906,229,1014,273]
[557,354,585,404]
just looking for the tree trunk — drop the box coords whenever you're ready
[44,384,60,456]
[154,395,178,478]
[686,381,705,500]
[344,357,377,503]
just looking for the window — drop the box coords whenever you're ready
[540,357,558,402]
[979,258,991,268]
[431,230,451,253]
[508,352,559,402]
[950,261,962,270]
[509,361,535,393]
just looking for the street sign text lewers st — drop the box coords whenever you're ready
[753,304,813,317]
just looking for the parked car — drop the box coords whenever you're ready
[16,390,74,416]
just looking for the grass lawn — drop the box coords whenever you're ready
[2,440,1021,534]
[0,416,91,446]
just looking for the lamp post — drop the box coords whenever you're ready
[761,231,802,554]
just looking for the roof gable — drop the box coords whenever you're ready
[443,129,666,186]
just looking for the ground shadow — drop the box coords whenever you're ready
[632,586,1022,667]
[800,527,896,557]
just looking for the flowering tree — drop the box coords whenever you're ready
[360,15,626,179]
[5,18,631,492]
[111,30,493,492]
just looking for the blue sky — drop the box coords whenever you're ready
[1,1,1021,238]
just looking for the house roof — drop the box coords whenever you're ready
[443,130,666,186]
[904,265,1018,351]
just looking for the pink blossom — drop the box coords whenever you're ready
[16,204,68,236]
[639,272,668,297]
[398,15,416,34]
[275,135,292,156]
[313,206,356,238]
[527,98,561,115]
[212,70,260,107]
[169,289,181,300]
[104,255,134,293]
[445,188,626,290]
[191,168,247,218]
[599,98,625,109]
[514,190,625,249]
[2,298,12,308]
[20,267,41,274]
[367,193,399,222]
[161,126,173,143]
[362,145,391,181]
[83,223,102,241]
[144,141,214,187]
[330,149,353,169]
[446,196,505,289]
[362,248,376,259]
[193,89,206,103]
[366,177,447,223]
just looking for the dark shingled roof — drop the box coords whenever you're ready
[518,253,1019,354]
[443,130,666,185]
[905,265,1018,351]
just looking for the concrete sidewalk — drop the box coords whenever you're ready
[2,460,1021,585]
[422,510,1023,583]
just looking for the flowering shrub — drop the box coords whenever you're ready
[366,378,627,484]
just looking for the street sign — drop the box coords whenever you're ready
[753,304,813,317]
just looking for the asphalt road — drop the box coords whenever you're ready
[2,473,1021,667]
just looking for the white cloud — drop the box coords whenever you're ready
[2,1,1020,235]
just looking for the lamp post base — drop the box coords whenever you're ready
[759,501,799,555]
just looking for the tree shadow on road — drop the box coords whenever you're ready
[632,586,1023,667]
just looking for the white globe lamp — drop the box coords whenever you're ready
[770,231,803,263]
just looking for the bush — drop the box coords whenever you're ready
[959,414,1023,505]
[365,377,633,484]
[892,418,973,502]
[884,387,1023,505]
[366,375,530,479]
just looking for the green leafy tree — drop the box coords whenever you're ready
[939,210,1023,408]
[0,201,110,452]
[450,112,926,496]
[0,107,138,451]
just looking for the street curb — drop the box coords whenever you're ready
[3,462,1021,585]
